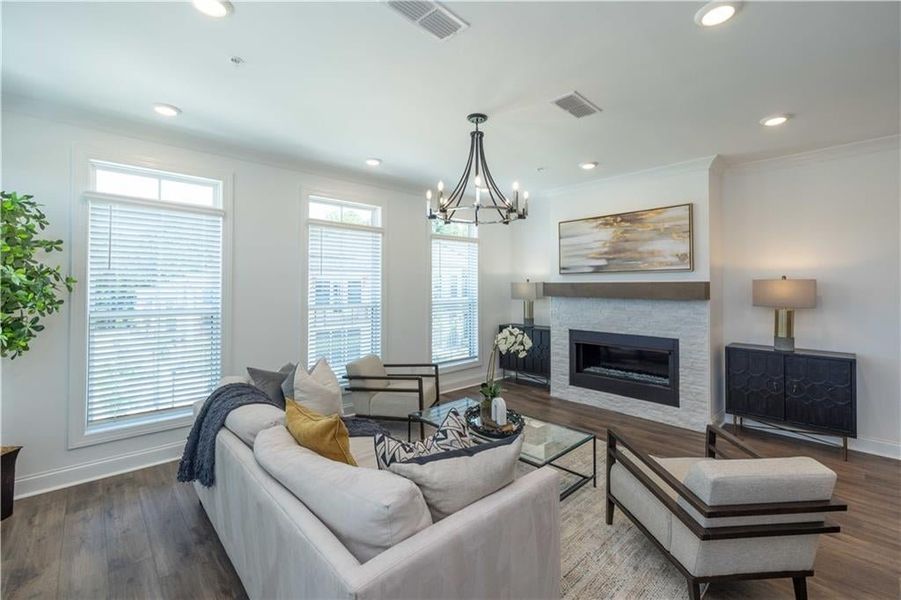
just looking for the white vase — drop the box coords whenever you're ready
[491,397,508,426]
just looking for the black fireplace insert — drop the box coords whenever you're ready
[569,330,679,407]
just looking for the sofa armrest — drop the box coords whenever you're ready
[346,467,561,600]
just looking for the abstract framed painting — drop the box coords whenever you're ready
[558,203,693,274]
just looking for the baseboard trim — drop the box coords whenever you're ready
[14,440,185,499]
[441,375,485,394]
[724,414,900,460]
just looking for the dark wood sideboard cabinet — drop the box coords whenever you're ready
[725,343,857,458]
[499,324,551,386]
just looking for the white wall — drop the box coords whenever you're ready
[722,137,901,458]
[509,157,715,325]
[1,110,511,496]
[507,139,901,458]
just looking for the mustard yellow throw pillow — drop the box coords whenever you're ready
[285,400,357,466]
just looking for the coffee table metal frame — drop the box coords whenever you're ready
[407,398,596,500]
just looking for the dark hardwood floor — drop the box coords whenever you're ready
[2,381,898,599]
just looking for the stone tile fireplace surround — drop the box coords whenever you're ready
[550,296,713,432]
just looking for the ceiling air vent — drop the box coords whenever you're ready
[387,1,469,41]
[552,91,602,118]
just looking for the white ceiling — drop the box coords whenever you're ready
[3,1,899,195]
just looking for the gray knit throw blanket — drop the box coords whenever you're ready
[178,382,390,487]
[178,383,275,487]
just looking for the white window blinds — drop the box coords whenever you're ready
[431,235,479,364]
[86,184,223,427]
[307,217,382,379]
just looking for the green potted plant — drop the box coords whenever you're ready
[480,326,532,422]
[1,191,75,518]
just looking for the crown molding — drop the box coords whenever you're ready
[544,155,719,198]
[1,94,426,198]
[725,135,900,176]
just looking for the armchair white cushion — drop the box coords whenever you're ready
[346,354,389,389]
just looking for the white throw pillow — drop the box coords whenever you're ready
[293,358,343,416]
[387,433,524,521]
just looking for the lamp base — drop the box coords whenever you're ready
[773,335,795,352]
[522,300,534,326]
[773,308,796,352]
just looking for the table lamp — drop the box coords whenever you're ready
[511,279,543,325]
[752,275,817,352]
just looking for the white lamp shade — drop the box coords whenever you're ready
[511,281,543,300]
[752,277,817,309]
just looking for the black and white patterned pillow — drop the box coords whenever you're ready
[375,408,471,469]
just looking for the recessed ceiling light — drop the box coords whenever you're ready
[579,162,599,171]
[760,114,790,127]
[153,103,181,117]
[694,1,741,27]
[365,158,382,167]
[193,0,233,18]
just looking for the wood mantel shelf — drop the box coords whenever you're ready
[541,281,710,301]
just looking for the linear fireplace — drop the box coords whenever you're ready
[569,330,679,407]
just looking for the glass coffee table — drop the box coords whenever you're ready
[408,397,596,500]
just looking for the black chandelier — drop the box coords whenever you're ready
[426,113,528,226]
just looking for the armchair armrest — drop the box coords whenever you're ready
[705,424,761,458]
[383,363,441,400]
[345,374,426,411]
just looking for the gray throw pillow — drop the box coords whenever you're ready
[280,365,297,400]
[247,363,294,404]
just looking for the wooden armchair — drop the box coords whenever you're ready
[606,425,847,600]
[345,355,440,437]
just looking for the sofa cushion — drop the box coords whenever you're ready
[349,436,378,469]
[253,426,432,563]
[285,400,356,465]
[387,434,523,521]
[682,456,837,506]
[224,404,285,447]
[346,354,389,390]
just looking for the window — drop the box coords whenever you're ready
[307,196,382,379]
[83,161,223,433]
[431,221,479,365]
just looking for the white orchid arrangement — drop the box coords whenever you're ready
[480,326,533,401]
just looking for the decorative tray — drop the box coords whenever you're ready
[464,405,525,439]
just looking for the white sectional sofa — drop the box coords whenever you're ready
[191,401,562,600]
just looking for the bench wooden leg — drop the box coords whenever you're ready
[605,497,614,524]
[687,579,702,600]
[792,576,808,600]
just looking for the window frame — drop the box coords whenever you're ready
[428,222,481,372]
[68,149,233,449]
[303,192,386,378]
